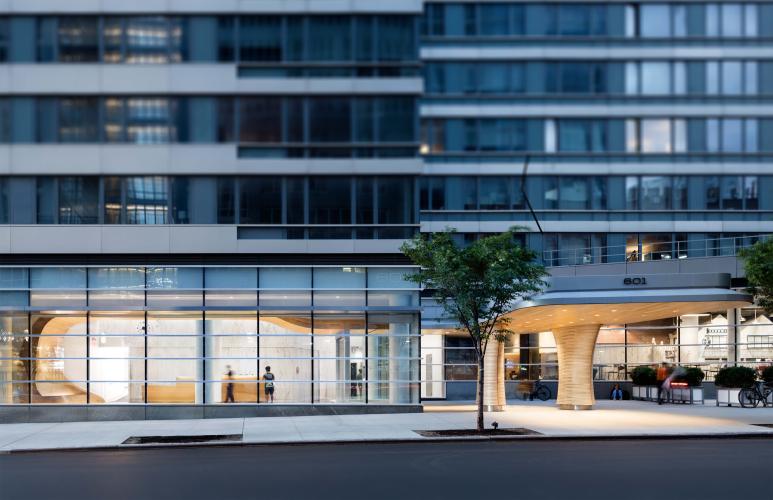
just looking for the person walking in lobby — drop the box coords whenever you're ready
[262,366,276,403]
[610,383,624,400]
[224,365,235,403]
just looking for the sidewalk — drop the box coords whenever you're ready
[2,400,773,453]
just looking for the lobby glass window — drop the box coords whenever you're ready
[146,312,203,404]
[309,177,351,224]
[640,176,672,210]
[88,312,145,404]
[30,313,88,404]
[558,120,606,152]
[205,312,258,404]
[58,17,99,62]
[314,315,366,404]
[238,98,281,143]
[259,314,312,404]
[639,4,670,37]
[239,178,282,224]
[59,177,99,224]
[309,98,351,143]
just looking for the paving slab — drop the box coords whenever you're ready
[2,400,773,453]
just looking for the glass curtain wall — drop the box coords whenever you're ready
[0,266,420,405]
[423,306,772,396]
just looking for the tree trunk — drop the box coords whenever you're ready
[476,355,485,432]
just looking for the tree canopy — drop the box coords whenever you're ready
[401,228,547,430]
[740,237,773,313]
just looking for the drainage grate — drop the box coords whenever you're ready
[414,428,541,438]
[122,434,243,445]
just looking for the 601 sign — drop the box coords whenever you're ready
[623,277,647,286]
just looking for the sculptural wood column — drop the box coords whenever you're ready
[483,339,505,411]
[553,324,601,410]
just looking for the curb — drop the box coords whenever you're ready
[3,431,773,455]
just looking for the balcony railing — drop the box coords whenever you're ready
[542,233,772,267]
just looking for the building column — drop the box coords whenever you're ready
[483,339,505,411]
[727,308,738,366]
[553,324,601,410]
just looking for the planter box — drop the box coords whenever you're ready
[670,386,704,405]
[716,387,742,407]
[632,385,659,401]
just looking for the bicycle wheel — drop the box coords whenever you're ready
[763,388,773,408]
[739,388,759,408]
[535,385,551,401]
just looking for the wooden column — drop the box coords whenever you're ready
[483,339,505,411]
[553,324,601,410]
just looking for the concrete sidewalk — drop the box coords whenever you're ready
[2,400,773,453]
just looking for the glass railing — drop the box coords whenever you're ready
[542,233,772,267]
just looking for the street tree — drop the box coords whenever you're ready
[740,237,773,313]
[401,228,547,431]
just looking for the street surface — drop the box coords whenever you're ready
[1,438,771,500]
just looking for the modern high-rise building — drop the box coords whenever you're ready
[0,1,770,420]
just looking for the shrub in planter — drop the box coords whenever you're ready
[631,366,657,385]
[714,366,757,388]
[762,365,773,385]
[676,367,705,387]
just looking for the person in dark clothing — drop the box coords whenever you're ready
[610,383,623,400]
[263,366,275,403]
[225,365,235,403]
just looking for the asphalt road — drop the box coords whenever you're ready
[1,438,772,500]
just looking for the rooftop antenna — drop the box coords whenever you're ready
[520,154,543,234]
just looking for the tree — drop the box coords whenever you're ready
[740,237,773,313]
[401,228,547,431]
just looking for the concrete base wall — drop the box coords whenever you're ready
[0,404,423,424]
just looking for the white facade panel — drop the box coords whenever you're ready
[421,162,773,177]
[421,46,773,61]
[0,145,422,176]
[0,0,423,14]
[169,226,238,253]
[0,65,422,95]
[421,104,773,118]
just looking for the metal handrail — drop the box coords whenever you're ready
[542,233,772,267]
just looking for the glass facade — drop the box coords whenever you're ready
[0,266,420,405]
[421,306,773,398]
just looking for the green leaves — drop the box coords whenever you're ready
[401,228,547,355]
[739,238,773,313]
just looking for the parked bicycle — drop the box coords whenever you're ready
[739,382,773,408]
[525,380,551,401]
